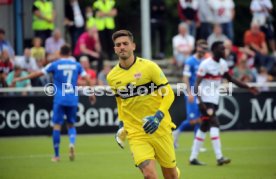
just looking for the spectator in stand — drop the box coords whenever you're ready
[0,49,13,75]
[172,22,195,68]
[151,0,166,59]
[177,0,199,38]
[97,61,111,86]
[45,29,65,61]
[209,0,235,41]
[31,37,50,86]
[207,24,229,48]
[6,64,31,89]
[224,39,257,74]
[31,37,46,67]
[74,26,103,73]
[224,40,238,73]
[0,28,15,58]
[207,24,228,48]
[86,7,97,29]
[256,66,274,91]
[32,0,56,43]
[77,56,97,86]
[15,48,39,73]
[250,0,276,56]
[93,0,117,60]
[198,0,213,40]
[244,21,275,72]
[233,53,254,83]
[0,49,13,87]
[15,48,41,86]
[65,0,86,50]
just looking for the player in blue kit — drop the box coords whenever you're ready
[14,44,96,162]
[173,40,208,149]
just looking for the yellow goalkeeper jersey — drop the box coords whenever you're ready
[107,57,176,139]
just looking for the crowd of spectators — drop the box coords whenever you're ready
[0,0,115,89]
[173,0,276,85]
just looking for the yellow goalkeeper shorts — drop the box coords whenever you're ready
[128,134,177,168]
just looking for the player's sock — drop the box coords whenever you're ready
[210,127,223,159]
[190,129,206,161]
[173,119,192,148]
[68,127,76,146]
[52,130,61,157]
[194,124,200,137]
[172,129,181,148]
[173,129,180,140]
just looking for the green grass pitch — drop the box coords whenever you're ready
[0,131,276,179]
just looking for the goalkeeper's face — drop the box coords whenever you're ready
[114,36,136,60]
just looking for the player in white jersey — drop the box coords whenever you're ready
[189,41,259,166]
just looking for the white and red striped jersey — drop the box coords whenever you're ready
[197,57,229,105]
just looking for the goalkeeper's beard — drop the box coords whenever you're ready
[118,51,131,60]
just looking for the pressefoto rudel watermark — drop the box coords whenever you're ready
[176,82,233,97]
[43,82,234,97]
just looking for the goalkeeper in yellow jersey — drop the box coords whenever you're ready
[107,30,180,179]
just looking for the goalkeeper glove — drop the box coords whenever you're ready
[115,121,127,149]
[143,110,164,134]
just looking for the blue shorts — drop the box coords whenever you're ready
[52,104,77,125]
[184,96,200,121]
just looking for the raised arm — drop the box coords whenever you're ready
[13,71,44,83]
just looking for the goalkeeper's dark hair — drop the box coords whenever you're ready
[60,44,71,56]
[211,41,223,52]
[112,30,134,43]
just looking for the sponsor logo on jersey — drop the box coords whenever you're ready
[134,72,142,79]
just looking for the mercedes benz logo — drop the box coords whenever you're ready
[216,96,239,130]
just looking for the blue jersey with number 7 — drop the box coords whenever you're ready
[42,58,87,106]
